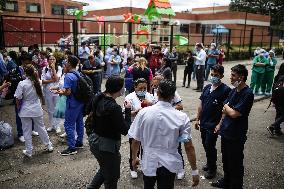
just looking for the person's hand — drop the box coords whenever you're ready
[214,124,221,134]
[131,157,140,171]
[1,80,11,88]
[192,175,200,187]
[194,121,200,130]
[124,100,132,109]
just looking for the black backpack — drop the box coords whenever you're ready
[72,71,94,104]
[271,75,284,105]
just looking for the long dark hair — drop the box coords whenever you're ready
[24,64,44,103]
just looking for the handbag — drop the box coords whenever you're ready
[53,95,67,118]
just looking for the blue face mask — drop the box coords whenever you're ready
[136,91,146,97]
[209,76,221,85]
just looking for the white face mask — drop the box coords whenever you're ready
[232,80,241,88]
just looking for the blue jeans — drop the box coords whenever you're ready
[64,104,84,149]
[91,73,102,94]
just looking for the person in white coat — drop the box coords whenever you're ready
[124,78,155,179]
[14,64,53,157]
[41,55,62,133]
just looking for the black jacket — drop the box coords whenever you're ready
[90,92,131,141]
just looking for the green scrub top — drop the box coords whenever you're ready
[252,56,268,73]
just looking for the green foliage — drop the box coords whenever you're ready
[229,0,284,26]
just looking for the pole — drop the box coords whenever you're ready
[0,15,5,48]
[201,26,205,45]
[73,19,78,57]
[227,29,231,61]
[130,0,133,14]
[62,7,65,36]
[187,24,190,49]
[128,22,132,44]
[40,17,43,50]
[269,28,273,50]
[170,25,174,51]
[242,12,248,48]
[249,28,254,57]
[260,27,264,47]
[103,21,106,54]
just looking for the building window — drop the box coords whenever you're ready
[52,5,64,15]
[66,6,79,15]
[180,24,189,33]
[26,3,41,13]
[4,1,18,12]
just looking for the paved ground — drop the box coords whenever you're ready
[0,58,283,189]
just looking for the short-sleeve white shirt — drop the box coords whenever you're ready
[14,78,43,117]
[128,101,192,176]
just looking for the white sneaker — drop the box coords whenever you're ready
[45,143,54,152]
[177,171,185,180]
[23,150,32,157]
[60,132,67,138]
[55,127,61,134]
[130,171,138,179]
[32,131,39,136]
[46,127,53,132]
[19,136,25,142]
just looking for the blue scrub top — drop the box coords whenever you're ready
[220,86,254,141]
[200,83,231,130]
[64,71,84,108]
[207,49,220,65]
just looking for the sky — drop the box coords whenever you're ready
[75,0,231,12]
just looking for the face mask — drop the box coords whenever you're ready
[120,87,125,96]
[209,76,221,85]
[136,91,146,97]
[232,80,241,88]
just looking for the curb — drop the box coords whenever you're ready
[190,95,270,122]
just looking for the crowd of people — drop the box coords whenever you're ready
[0,41,283,189]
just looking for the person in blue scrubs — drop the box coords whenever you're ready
[56,55,84,156]
[195,64,231,179]
[205,43,220,81]
[212,64,254,189]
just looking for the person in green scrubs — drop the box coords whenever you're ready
[261,50,277,95]
[250,50,268,95]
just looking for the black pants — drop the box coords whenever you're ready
[172,64,177,84]
[196,65,205,90]
[143,166,176,189]
[221,137,245,189]
[183,66,192,87]
[129,138,141,171]
[201,128,218,171]
[177,142,185,168]
[272,105,284,131]
[88,135,121,189]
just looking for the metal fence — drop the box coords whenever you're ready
[1,15,283,60]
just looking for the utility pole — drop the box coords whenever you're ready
[242,11,248,48]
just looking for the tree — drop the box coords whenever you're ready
[229,0,284,27]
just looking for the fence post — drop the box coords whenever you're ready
[128,22,132,44]
[170,25,174,51]
[260,28,264,47]
[187,25,190,49]
[249,28,254,57]
[103,21,106,54]
[73,19,78,57]
[269,28,273,50]
[226,29,231,61]
[201,26,205,45]
[40,17,43,50]
[0,15,5,48]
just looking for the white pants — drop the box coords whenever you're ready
[21,116,51,155]
[45,92,60,129]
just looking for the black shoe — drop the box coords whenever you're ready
[211,178,228,188]
[60,148,77,156]
[75,143,84,149]
[193,88,199,90]
[266,126,275,136]
[196,89,202,92]
[186,85,190,88]
[205,170,216,179]
[275,130,283,136]
[202,164,209,171]
[182,84,185,87]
